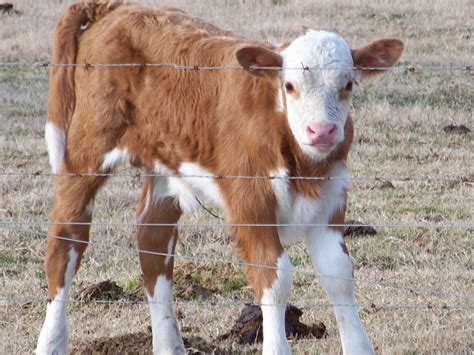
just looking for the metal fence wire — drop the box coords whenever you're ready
[1,60,472,314]
[0,62,472,72]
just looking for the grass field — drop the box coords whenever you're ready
[1,0,473,353]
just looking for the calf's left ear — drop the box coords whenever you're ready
[352,39,404,76]
[236,46,283,77]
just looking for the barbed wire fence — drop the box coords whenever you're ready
[0,170,473,182]
[1,229,473,309]
[0,61,472,72]
[1,61,473,346]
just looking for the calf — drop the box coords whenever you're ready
[37,2,403,354]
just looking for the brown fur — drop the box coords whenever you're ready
[136,177,181,295]
[48,1,127,132]
[46,2,358,300]
[45,175,106,299]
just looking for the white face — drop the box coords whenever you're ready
[281,30,357,161]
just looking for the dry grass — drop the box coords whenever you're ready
[1,0,473,353]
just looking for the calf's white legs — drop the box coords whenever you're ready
[305,229,374,355]
[147,275,185,354]
[36,248,78,355]
[260,253,293,355]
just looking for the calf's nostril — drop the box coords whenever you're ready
[307,123,337,138]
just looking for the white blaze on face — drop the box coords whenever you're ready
[281,30,356,161]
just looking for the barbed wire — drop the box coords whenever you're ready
[0,62,472,72]
[8,230,471,300]
[0,296,472,311]
[1,62,472,322]
[2,220,473,230]
[0,170,472,182]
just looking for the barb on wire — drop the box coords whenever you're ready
[0,61,472,72]
[1,219,473,230]
[0,170,472,183]
[14,230,472,300]
[0,296,472,311]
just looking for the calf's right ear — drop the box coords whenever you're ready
[352,39,404,77]
[236,46,283,77]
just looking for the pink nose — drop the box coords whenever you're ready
[306,122,338,147]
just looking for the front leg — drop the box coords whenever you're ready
[235,224,292,355]
[225,180,292,354]
[305,214,374,354]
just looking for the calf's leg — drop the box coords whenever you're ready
[305,213,374,354]
[235,225,293,355]
[37,175,105,354]
[136,176,185,355]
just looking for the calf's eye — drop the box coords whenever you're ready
[345,81,353,91]
[285,82,294,92]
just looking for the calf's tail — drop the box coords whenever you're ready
[45,1,124,172]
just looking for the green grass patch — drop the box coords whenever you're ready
[0,254,18,265]
[400,205,470,219]
[123,276,141,292]
[290,254,311,267]
[221,275,246,295]
[35,269,47,288]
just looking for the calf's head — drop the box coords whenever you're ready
[237,31,404,161]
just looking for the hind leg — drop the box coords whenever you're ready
[36,174,106,354]
[136,176,185,354]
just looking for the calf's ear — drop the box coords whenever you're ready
[352,39,404,77]
[236,46,283,77]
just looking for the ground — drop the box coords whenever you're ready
[0,0,472,353]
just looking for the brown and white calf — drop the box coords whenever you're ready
[37,2,403,354]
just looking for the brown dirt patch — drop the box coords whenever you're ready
[0,3,13,13]
[218,304,326,345]
[371,180,395,190]
[74,280,125,302]
[443,124,471,134]
[71,332,228,354]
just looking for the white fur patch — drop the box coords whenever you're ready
[270,168,291,216]
[167,177,199,213]
[276,87,285,113]
[260,253,292,355]
[137,162,176,221]
[152,161,175,204]
[101,147,129,171]
[154,161,176,177]
[45,122,66,174]
[85,200,94,215]
[165,236,175,267]
[143,161,221,221]
[152,161,224,213]
[36,248,78,355]
[273,162,349,245]
[148,275,185,354]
